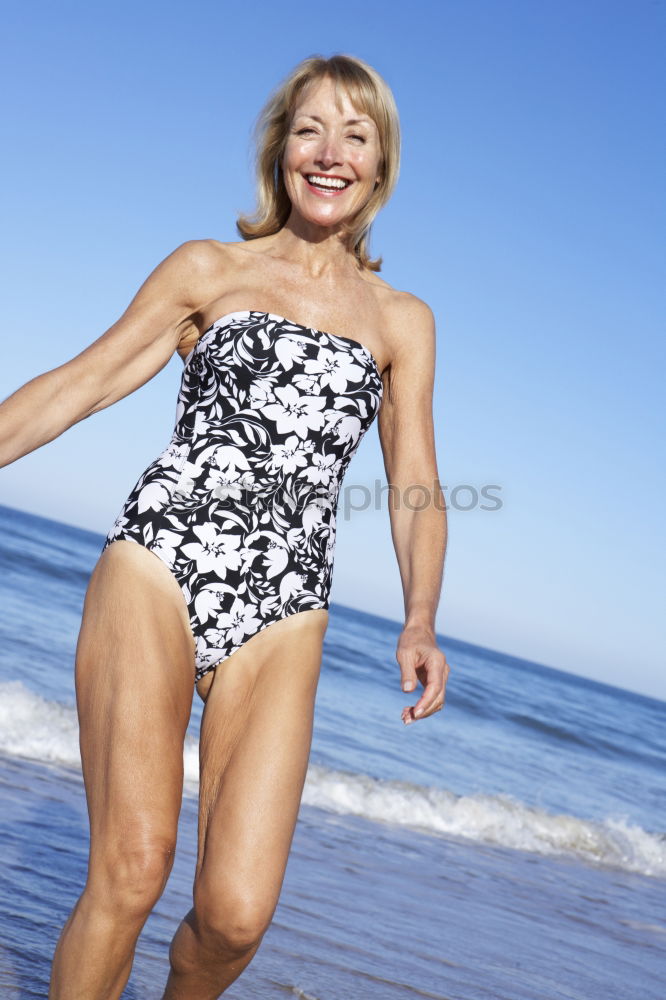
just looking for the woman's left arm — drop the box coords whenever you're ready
[377,296,451,725]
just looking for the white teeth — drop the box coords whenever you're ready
[306,175,349,189]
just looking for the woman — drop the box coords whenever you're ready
[1,53,450,999]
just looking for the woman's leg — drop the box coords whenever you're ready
[49,540,196,1000]
[161,608,329,1000]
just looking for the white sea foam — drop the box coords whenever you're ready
[1,681,664,878]
[0,681,82,766]
[0,680,201,779]
[301,763,666,879]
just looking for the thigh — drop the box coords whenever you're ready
[76,540,195,858]
[194,610,328,914]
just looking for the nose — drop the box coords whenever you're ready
[314,132,344,169]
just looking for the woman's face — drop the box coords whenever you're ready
[282,76,383,232]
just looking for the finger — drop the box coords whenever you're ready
[403,697,445,725]
[396,651,419,693]
[412,680,441,718]
[401,672,418,693]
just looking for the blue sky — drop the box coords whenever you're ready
[1,1,664,699]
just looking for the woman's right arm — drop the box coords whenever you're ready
[0,239,214,468]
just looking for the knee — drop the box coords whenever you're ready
[194,882,272,956]
[89,835,177,921]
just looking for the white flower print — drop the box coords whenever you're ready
[193,410,211,437]
[203,471,237,501]
[332,413,363,447]
[262,384,327,439]
[279,570,308,602]
[268,434,313,476]
[301,501,330,537]
[302,452,337,485]
[248,381,275,409]
[304,347,365,393]
[137,482,170,514]
[150,528,183,568]
[262,537,290,579]
[207,470,259,507]
[157,441,188,470]
[274,335,308,371]
[178,460,208,488]
[210,445,252,478]
[242,529,290,580]
[180,446,253,502]
[194,582,236,625]
[180,522,242,577]
[214,596,262,646]
[109,514,130,538]
[291,371,323,394]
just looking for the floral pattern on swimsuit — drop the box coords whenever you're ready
[101,310,384,682]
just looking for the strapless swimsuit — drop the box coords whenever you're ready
[101,310,384,683]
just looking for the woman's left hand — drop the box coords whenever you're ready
[396,623,451,725]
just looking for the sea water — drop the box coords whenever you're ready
[0,502,664,999]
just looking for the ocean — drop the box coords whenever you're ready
[0,501,664,999]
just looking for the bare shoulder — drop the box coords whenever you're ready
[172,237,237,278]
[108,238,224,325]
[364,272,436,366]
[203,236,266,266]
[167,236,259,278]
[389,290,436,344]
[143,238,224,306]
[161,238,248,318]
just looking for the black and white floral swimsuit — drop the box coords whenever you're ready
[101,310,384,683]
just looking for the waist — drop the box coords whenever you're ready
[173,461,338,512]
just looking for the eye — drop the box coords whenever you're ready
[348,134,367,143]
[296,127,316,136]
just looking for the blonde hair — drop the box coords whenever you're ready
[236,54,401,272]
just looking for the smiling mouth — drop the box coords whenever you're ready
[304,174,353,193]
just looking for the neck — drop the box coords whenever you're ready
[267,211,360,278]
